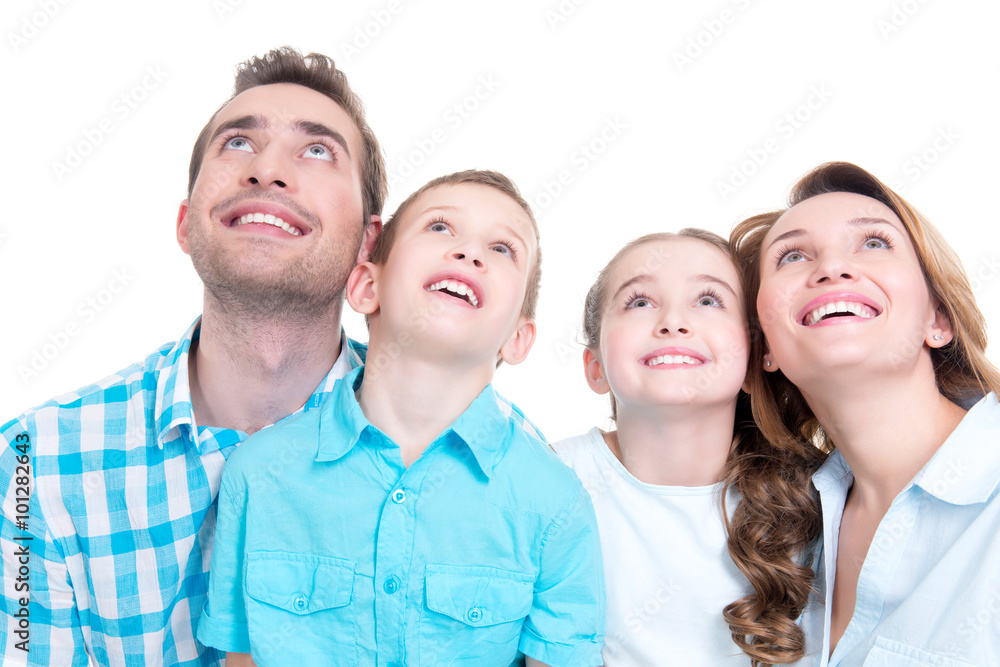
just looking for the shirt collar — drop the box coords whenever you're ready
[317,366,511,478]
[155,317,364,451]
[911,392,1000,505]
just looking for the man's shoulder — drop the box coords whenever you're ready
[1,339,179,450]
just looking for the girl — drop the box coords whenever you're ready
[731,162,1000,666]
[551,230,824,665]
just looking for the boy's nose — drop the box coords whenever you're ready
[452,248,484,269]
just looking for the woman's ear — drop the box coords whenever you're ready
[584,348,610,394]
[925,300,955,348]
[346,262,380,315]
[499,317,536,366]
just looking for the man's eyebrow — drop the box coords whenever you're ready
[612,273,653,300]
[295,120,352,159]
[693,273,738,297]
[209,114,267,146]
[764,216,900,252]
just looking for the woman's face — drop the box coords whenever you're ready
[755,192,941,388]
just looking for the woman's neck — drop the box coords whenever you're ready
[801,369,967,511]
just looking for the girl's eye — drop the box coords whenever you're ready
[224,136,253,152]
[303,144,334,161]
[625,296,652,309]
[697,294,722,307]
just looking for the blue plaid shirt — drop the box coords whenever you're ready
[0,319,364,666]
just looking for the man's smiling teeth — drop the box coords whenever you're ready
[235,212,301,236]
[805,301,877,326]
[646,355,701,367]
[427,280,479,307]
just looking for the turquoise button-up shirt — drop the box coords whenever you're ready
[197,366,605,666]
[809,393,1000,666]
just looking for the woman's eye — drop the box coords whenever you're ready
[697,295,721,307]
[224,136,253,152]
[778,250,806,266]
[303,144,333,161]
[864,237,890,250]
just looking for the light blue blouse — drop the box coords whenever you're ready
[810,393,1000,666]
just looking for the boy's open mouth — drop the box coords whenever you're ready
[426,279,480,308]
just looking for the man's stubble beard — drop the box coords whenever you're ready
[185,206,364,322]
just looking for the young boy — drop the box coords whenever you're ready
[196,170,605,666]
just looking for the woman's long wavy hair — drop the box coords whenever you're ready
[727,161,1000,662]
[583,229,825,665]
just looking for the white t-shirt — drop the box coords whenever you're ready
[552,427,815,666]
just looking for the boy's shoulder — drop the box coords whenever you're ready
[487,389,587,497]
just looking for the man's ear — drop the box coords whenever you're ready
[499,317,536,366]
[346,262,380,315]
[176,200,191,255]
[583,348,610,395]
[357,215,383,264]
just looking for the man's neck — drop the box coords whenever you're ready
[358,345,495,468]
[188,299,345,434]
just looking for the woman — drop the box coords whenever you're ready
[731,161,1000,666]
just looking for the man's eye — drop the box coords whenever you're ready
[303,144,333,162]
[224,137,253,152]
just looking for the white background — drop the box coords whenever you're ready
[3,0,998,442]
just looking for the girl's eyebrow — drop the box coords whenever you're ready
[693,274,738,297]
[612,273,652,300]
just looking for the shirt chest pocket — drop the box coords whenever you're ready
[421,563,534,663]
[244,551,359,667]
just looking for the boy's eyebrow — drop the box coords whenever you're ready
[416,206,531,252]
[693,274,738,297]
[764,217,898,252]
[209,114,352,159]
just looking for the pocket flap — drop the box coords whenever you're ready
[246,551,354,615]
[425,563,534,627]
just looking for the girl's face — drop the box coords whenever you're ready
[586,238,750,413]
[756,192,943,386]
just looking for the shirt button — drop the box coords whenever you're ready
[467,607,483,623]
[293,594,308,611]
[383,575,400,594]
[391,489,406,503]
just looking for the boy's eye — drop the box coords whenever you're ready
[491,243,512,257]
[224,136,253,152]
[303,144,334,161]
[429,221,450,233]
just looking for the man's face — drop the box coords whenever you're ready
[177,83,375,319]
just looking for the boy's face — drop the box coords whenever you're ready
[361,183,537,366]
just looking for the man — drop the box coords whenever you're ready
[1,47,387,666]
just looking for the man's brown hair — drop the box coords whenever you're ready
[187,47,387,223]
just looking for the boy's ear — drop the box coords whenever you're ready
[346,262,380,315]
[583,348,610,395]
[176,200,191,255]
[499,316,536,366]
